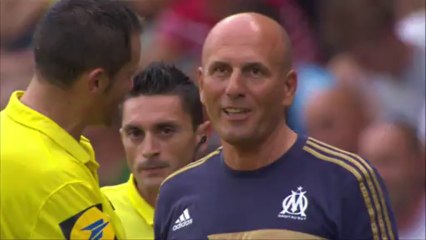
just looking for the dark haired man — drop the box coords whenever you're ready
[1,0,142,238]
[102,62,209,239]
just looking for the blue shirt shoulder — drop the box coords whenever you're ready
[155,136,398,240]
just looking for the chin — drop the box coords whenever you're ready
[142,177,165,191]
[221,132,256,146]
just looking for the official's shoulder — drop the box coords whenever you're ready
[161,147,222,187]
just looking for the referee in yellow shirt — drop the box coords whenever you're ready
[102,62,210,239]
[0,0,142,239]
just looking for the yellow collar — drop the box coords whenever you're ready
[4,91,98,170]
[127,174,154,226]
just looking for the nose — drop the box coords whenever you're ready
[140,133,160,159]
[225,70,245,99]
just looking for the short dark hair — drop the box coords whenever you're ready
[33,0,142,88]
[128,62,203,128]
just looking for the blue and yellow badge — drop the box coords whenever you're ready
[60,204,116,240]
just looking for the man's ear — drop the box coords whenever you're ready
[195,120,211,144]
[87,68,110,94]
[194,120,211,159]
[282,69,297,107]
[197,67,205,105]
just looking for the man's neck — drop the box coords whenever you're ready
[222,124,297,171]
[137,182,158,208]
[20,77,86,140]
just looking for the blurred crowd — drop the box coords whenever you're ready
[1,0,425,238]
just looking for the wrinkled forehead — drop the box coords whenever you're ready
[202,20,288,68]
[202,31,284,69]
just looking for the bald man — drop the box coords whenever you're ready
[154,13,398,240]
[304,86,372,153]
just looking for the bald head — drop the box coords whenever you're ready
[304,86,371,152]
[197,12,298,149]
[202,12,292,71]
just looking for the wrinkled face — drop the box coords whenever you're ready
[199,31,296,146]
[100,33,141,125]
[120,95,200,192]
[358,125,423,209]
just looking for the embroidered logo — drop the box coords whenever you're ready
[172,208,193,231]
[278,186,308,220]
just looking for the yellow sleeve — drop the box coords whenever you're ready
[30,182,118,239]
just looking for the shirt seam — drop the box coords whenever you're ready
[29,180,95,237]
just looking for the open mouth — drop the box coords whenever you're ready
[223,107,250,115]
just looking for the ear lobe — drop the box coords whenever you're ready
[88,68,109,93]
[196,120,211,140]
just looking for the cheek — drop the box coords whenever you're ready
[123,141,138,170]
[203,79,224,101]
[166,137,195,167]
[251,85,283,114]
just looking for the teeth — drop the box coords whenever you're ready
[225,108,247,113]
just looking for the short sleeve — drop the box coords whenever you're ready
[30,182,117,239]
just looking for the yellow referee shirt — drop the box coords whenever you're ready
[0,91,126,239]
[102,174,154,239]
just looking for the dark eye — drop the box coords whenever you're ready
[215,66,227,73]
[125,128,143,140]
[249,66,263,77]
[211,65,230,78]
[159,127,175,137]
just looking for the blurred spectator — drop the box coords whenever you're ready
[287,64,335,134]
[0,0,50,50]
[140,0,323,77]
[395,0,425,49]
[304,85,372,153]
[323,0,425,127]
[124,0,171,21]
[0,50,35,108]
[139,0,245,76]
[359,121,425,239]
[0,0,52,109]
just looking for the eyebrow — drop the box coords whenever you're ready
[207,61,230,70]
[154,121,179,130]
[122,124,140,132]
[122,120,180,131]
[208,60,270,68]
[241,62,268,69]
